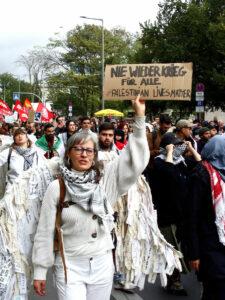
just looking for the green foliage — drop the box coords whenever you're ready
[47,25,137,116]
[137,0,225,113]
[0,73,34,106]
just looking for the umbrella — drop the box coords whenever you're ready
[94,109,124,117]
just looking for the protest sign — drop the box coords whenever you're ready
[5,115,15,123]
[104,63,193,101]
[28,110,35,122]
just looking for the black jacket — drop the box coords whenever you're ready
[187,163,225,281]
[152,158,189,228]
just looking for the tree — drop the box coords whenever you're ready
[137,0,225,114]
[17,46,65,101]
[0,73,33,107]
[46,24,138,116]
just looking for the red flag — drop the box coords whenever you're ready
[0,99,13,116]
[18,107,28,122]
[41,106,54,122]
[36,102,53,122]
[23,98,33,110]
[13,100,24,113]
[36,102,44,113]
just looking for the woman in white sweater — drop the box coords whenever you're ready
[32,95,150,300]
[0,128,46,189]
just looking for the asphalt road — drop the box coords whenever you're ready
[29,271,201,300]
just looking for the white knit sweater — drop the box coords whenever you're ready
[32,116,149,280]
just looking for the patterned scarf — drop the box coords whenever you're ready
[60,165,114,230]
[35,135,62,152]
[202,161,225,246]
[157,144,187,165]
[14,146,37,171]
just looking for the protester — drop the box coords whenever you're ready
[98,122,119,164]
[0,128,46,185]
[197,127,211,154]
[32,96,150,300]
[110,119,118,129]
[35,123,65,158]
[98,124,183,292]
[151,132,201,295]
[0,127,54,299]
[175,119,193,141]
[187,135,225,300]
[114,129,126,150]
[55,116,66,135]
[144,114,172,184]
[147,114,172,168]
[208,124,218,137]
[90,118,99,133]
[26,122,37,143]
[58,120,78,147]
[79,116,98,139]
[122,123,129,144]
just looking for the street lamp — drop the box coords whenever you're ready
[80,16,105,110]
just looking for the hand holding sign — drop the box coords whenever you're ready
[131,94,145,117]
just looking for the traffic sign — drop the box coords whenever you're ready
[195,106,204,113]
[196,83,205,92]
[68,112,73,117]
[196,97,204,101]
[196,92,204,97]
[13,92,20,101]
[195,91,204,102]
[196,101,204,106]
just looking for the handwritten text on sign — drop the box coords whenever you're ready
[103,63,193,100]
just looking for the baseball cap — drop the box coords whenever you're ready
[110,119,117,123]
[176,119,194,130]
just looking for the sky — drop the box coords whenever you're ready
[0,0,160,78]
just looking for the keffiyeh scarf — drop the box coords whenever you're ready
[60,165,114,229]
[157,144,187,165]
[14,146,37,170]
[203,161,225,246]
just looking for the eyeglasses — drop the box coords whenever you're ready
[71,146,95,156]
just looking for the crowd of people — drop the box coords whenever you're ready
[0,98,225,300]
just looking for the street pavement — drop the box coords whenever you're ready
[29,271,201,300]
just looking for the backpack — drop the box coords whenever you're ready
[7,147,13,170]
[54,177,68,283]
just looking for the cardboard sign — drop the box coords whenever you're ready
[104,63,193,101]
[28,110,35,122]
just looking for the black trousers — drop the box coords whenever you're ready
[202,280,225,300]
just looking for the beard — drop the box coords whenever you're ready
[46,134,55,145]
[99,140,113,151]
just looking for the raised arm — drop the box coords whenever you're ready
[103,95,150,203]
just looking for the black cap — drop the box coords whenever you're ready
[160,132,183,148]
[198,127,210,137]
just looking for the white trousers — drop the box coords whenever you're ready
[53,251,114,300]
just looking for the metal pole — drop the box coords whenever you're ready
[3,84,5,101]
